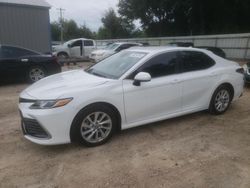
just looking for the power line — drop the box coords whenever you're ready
[57,8,65,43]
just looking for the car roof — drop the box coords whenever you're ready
[68,38,94,42]
[0,44,41,54]
[125,46,210,55]
[114,42,141,45]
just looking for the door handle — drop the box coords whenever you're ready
[209,72,217,77]
[21,58,29,62]
[171,79,182,84]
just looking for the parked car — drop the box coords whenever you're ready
[90,42,142,63]
[243,62,250,84]
[52,38,96,59]
[167,42,226,58]
[168,42,194,47]
[139,42,150,46]
[0,45,61,83]
[196,46,226,58]
[19,47,244,147]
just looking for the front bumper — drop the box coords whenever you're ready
[89,54,105,63]
[19,101,74,145]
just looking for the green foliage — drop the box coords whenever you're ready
[97,8,135,39]
[51,1,250,40]
[50,19,95,41]
[118,0,250,36]
[50,21,61,41]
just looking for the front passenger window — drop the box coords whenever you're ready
[133,52,178,78]
[71,40,82,48]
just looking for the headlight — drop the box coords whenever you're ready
[52,47,56,52]
[30,98,73,109]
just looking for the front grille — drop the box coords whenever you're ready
[22,118,50,139]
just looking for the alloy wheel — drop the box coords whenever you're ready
[29,68,45,82]
[80,112,112,144]
[214,89,230,112]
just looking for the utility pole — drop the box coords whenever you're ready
[57,8,65,44]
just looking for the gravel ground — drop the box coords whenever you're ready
[0,63,250,188]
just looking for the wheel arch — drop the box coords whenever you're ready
[215,82,235,99]
[70,102,122,142]
[209,82,235,108]
[57,51,69,57]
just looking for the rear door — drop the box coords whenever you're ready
[0,46,33,77]
[1,46,29,76]
[178,51,218,111]
[83,40,96,57]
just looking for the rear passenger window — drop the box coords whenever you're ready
[84,40,94,46]
[180,51,215,72]
[1,46,38,58]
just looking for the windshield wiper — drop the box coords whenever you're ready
[92,72,108,78]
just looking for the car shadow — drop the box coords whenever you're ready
[29,110,209,153]
[0,78,28,86]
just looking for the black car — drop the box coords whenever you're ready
[167,42,226,58]
[196,46,226,58]
[243,62,250,84]
[168,42,194,47]
[0,45,61,83]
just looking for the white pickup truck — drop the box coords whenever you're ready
[52,38,96,59]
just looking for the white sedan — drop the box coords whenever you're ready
[89,42,141,63]
[19,47,244,147]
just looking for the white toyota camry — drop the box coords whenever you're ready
[19,47,244,147]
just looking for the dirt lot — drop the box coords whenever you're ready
[0,63,250,188]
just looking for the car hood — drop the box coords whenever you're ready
[52,45,66,51]
[22,70,109,99]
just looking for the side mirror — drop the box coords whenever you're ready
[133,72,151,86]
[115,47,122,52]
[67,44,71,48]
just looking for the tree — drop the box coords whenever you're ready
[50,21,61,41]
[118,0,250,36]
[50,19,95,42]
[79,24,95,39]
[118,0,192,37]
[97,8,135,39]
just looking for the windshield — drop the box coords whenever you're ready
[63,40,74,46]
[105,43,120,50]
[85,51,147,79]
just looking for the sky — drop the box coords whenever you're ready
[46,0,119,31]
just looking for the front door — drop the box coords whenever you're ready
[70,40,83,58]
[123,51,182,124]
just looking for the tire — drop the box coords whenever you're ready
[57,52,69,59]
[27,66,46,83]
[70,104,118,147]
[209,85,233,115]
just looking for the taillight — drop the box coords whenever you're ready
[52,55,60,65]
[236,68,244,74]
